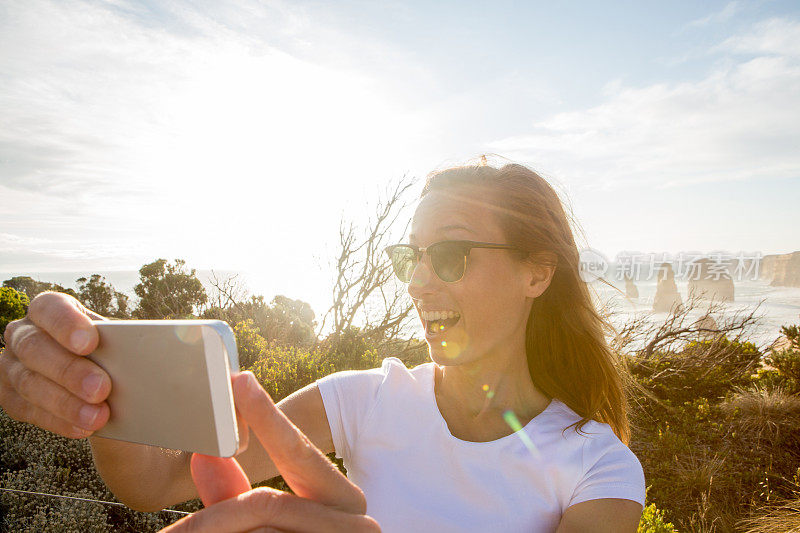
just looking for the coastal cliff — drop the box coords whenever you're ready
[688,258,735,302]
[761,251,800,288]
[654,263,682,313]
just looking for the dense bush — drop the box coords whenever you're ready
[763,325,800,394]
[1,277,77,301]
[0,287,29,346]
[76,275,130,319]
[203,294,318,358]
[0,406,199,531]
[628,333,800,532]
[638,501,676,532]
[133,259,207,319]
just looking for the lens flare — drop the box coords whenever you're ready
[503,410,541,459]
[174,324,202,344]
[436,340,462,359]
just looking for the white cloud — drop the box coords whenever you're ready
[718,17,800,57]
[0,0,443,275]
[687,1,743,28]
[487,17,800,190]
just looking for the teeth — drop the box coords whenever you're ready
[421,310,461,322]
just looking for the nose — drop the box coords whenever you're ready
[407,254,439,300]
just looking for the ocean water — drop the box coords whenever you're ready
[590,277,800,350]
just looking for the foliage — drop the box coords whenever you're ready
[0,402,197,531]
[132,259,207,319]
[203,289,317,353]
[739,492,800,533]
[719,385,800,445]
[0,287,29,346]
[627,332,800,531]
[76,274,130,319]
[2,276,77,300]
[235,323,383,401]
[629,336,762,405]
[638,501,676,533]
[763,324,800,394]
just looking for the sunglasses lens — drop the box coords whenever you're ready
[388,246,417,283]
[430,242,467,282]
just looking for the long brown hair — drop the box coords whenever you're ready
[422,161,630,443]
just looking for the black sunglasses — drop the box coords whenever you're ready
[384,240,524,283]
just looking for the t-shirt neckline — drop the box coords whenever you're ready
[425,363,559,448]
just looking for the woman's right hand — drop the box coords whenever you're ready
[0,292,111,438]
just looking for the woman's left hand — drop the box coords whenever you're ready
[161,372,381,533]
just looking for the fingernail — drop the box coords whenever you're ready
[72,426,91,438]
[79,404,101,428]
[83,373,105,399]
[71,329,91,353]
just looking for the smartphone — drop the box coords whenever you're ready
[87,320,241,457]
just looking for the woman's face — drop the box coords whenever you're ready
[407,190,549,366]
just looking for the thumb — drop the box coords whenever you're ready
[190,453,252,507]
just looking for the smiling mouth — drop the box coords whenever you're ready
[425,314,461,335]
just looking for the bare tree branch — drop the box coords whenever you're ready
[319,176,418,351]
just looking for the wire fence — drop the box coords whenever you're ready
[0,486,191,516]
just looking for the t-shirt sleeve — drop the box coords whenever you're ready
[315,358,397,463]
[567,430,646,508]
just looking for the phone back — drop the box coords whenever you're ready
[88,320,239,457]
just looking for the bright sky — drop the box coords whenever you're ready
[2,0,799,314]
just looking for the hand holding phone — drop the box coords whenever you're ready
[0,293,112,439]
[0,292,241,457]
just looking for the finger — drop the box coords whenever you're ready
[7,320,111,403]
[0,382,94,439]
[26,292,101,355]
[233,373,365,514]
[235,405,249,454]
[160,487,380,533]
[2,353,109,431]
[191,453,252,507]
[232,372,249,455]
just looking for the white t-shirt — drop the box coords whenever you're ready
[316,357,645,533]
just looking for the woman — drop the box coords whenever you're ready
[0,161,644,532]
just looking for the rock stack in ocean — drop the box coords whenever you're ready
[624,274,639,299]
[687,258,735,302]
[653,263,682,313]
[761,251,800,288]
[694,314,718,339]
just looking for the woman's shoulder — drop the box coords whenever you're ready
[546,401,645,507]
[546,400,641,464]
[317,357,434,393]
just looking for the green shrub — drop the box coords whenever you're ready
[0,405,192,531]
[203,294,317,350]
[0,286,29,346]
[763,325,800,394]
[629,329,800,532]
[638,502,676,532]
[630,336,762,405]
